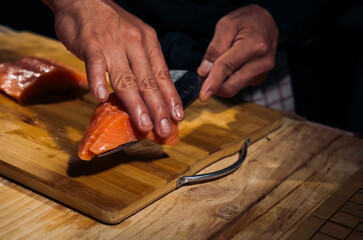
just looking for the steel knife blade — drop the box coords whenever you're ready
[97,70,203,157]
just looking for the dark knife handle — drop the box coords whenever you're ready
[174,71,203,109]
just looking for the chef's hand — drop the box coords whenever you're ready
[42,0,183,137]
[197,4,279,101]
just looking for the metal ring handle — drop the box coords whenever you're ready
[176,139,250,187]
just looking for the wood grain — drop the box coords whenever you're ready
[0,118,361,240]
[287,169,363,240]
[0,32,283,223]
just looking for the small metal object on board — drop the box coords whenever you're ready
[177,139,250,187]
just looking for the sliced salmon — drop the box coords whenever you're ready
[0,57,88,104]
[78,93,179,160]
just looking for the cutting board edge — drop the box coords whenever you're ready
[0,30,290,224]
[0,161,117,223]
[0,159,178,224]
[97,115,285,224]
[0,115,284,224]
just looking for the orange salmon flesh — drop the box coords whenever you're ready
[78,93,179,160]
[0,57,88,104]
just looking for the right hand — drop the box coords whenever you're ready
[197,4,279,102]
[42,0,184,138]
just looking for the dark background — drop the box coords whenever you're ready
[0,1,57,39]
[1,2,362,135]
[287,5,363,136]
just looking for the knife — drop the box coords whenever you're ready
[98,70,203,157]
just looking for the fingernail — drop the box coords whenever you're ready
[160,118,171,135]
[173,105,184,120]
[199,60,213,75]
[201,90,213,102]
[96,85,108,101]
[140,113,152,128]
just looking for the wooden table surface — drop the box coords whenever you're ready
[1,116,362,240]
[0,30,284,224]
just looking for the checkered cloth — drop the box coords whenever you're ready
[239,49,295,113]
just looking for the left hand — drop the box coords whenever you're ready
[42,0,184,138]
[197,4,279,101]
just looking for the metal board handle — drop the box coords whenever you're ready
[176,139,250,187]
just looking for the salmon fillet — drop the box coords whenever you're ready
[78,93,179,160]
[0,57,88,104]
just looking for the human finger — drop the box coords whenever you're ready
[216,57,274,98]
[146,30,184,122]
[107,48,153,133]
[199,38,266,101]
[127,42,173,138]
[82,43,109,102]
[197,17,236,77]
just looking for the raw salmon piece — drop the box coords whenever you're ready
[0,57,88,104]
[78,93,179,160]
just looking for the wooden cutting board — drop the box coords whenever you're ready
[0,32,283,224]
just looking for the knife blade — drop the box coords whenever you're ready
[97,70,203,157]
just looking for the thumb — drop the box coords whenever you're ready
[197,20,236,77]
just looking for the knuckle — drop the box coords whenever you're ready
[206,45,223,59]
[253,38,269,55]
[216,58,235,76]
[127,26,144,42]
[138,75,159,92]
[144,25,158,40]
[154,68,171,81]
[113,73,137,91]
